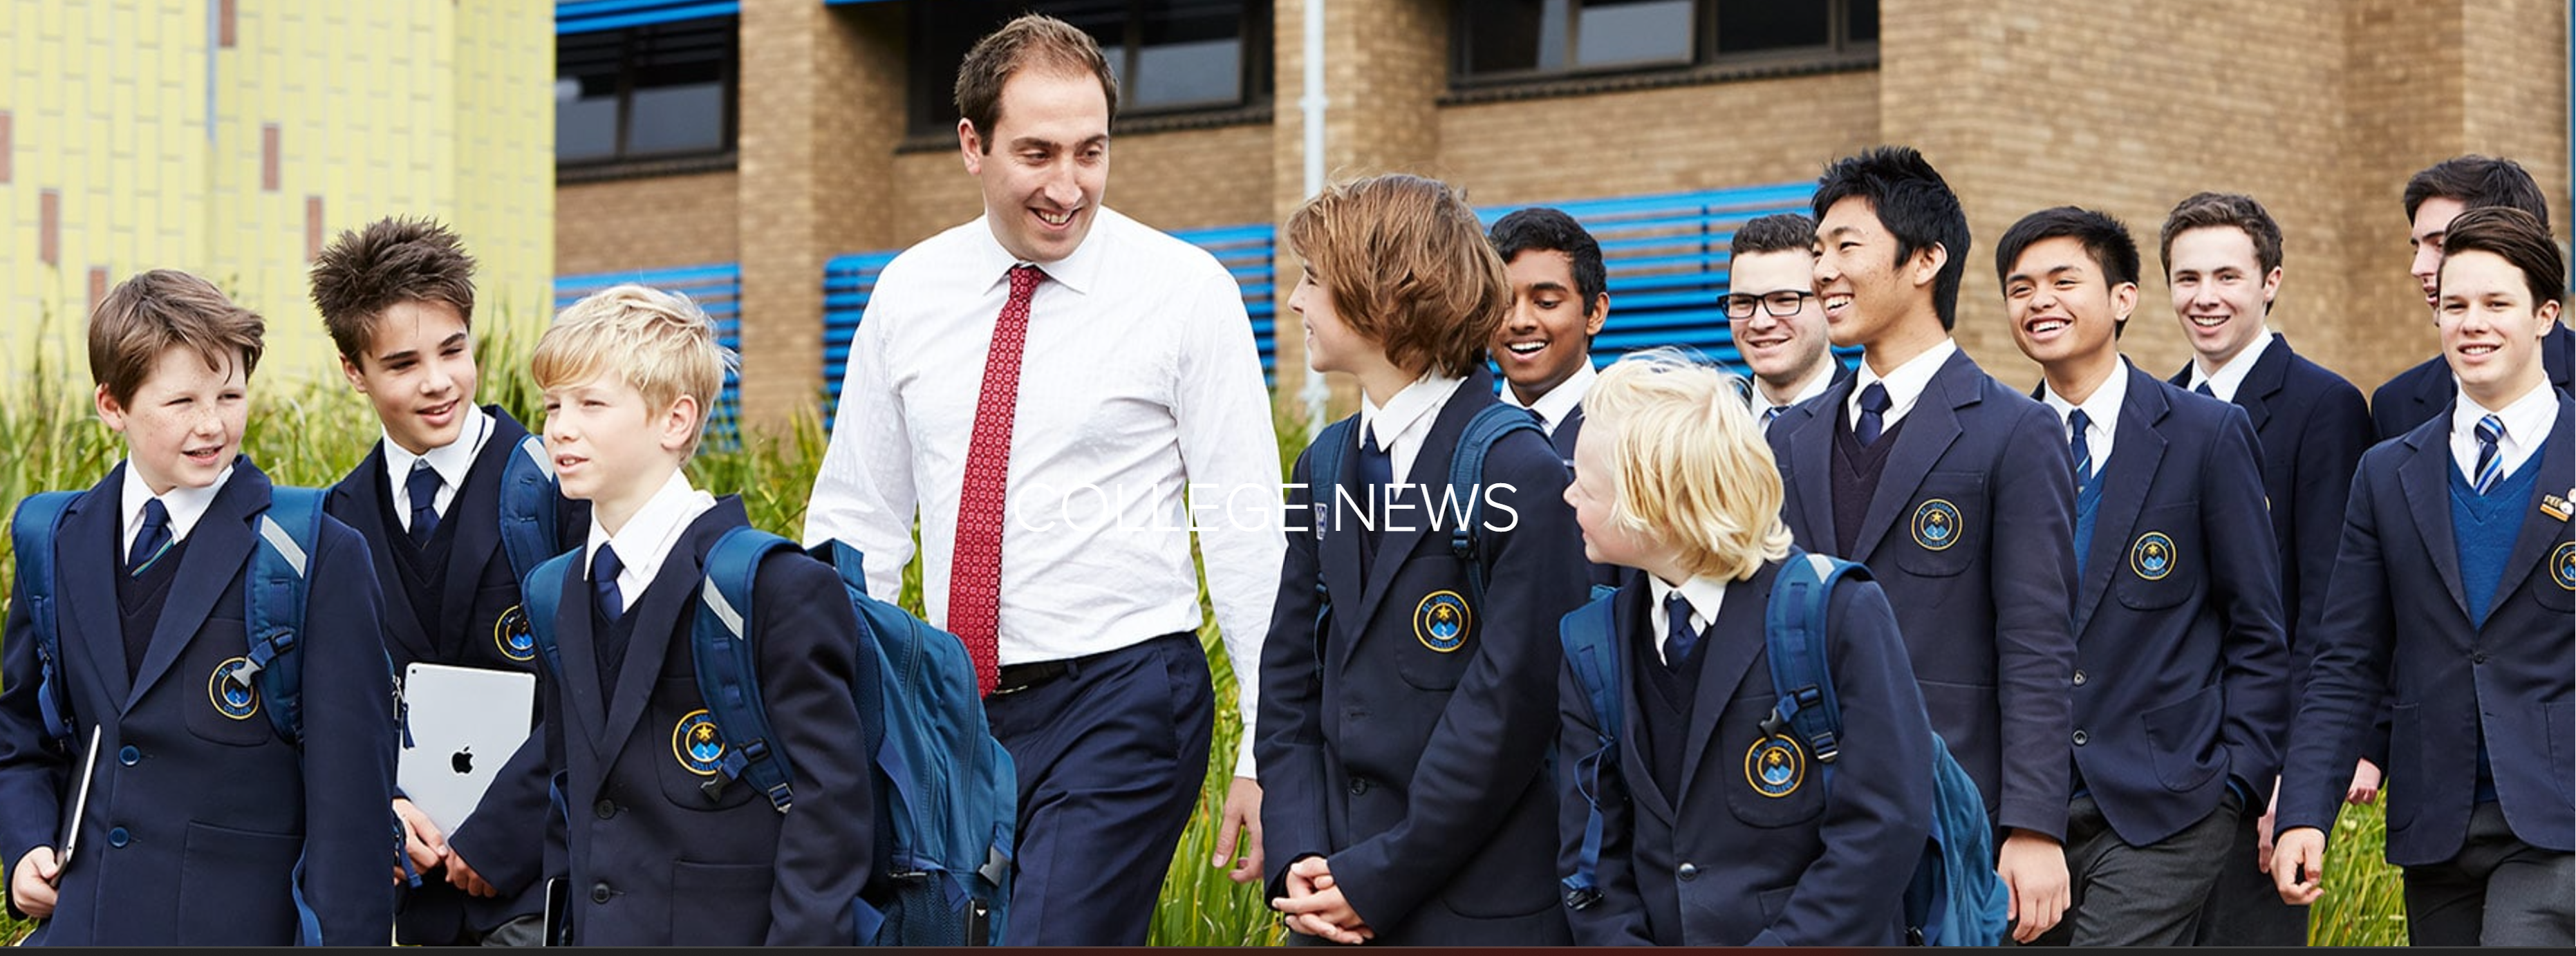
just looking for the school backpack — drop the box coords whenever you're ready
[1557,550,2010,946]
[494,433,566,585]
[1303,404,1546,610]
[9,483,359,946]
[523,529,1016,947]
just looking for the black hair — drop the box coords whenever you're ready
[1812,145,1972,329]
[1487,206,1607,312]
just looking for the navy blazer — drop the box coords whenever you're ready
[0,459,395,945]
[2064,366,2290,846]
[1556,561,1933,946]
[1258,368,1590,944]
[1766,347,2079,838]
[539,498,872,946]
[2279,393,2575,865]
[326,406,585,938]
[2372,323,2573,442]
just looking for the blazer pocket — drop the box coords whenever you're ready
[655,677,760,812]
[2139,686,2223,792]
[1892,473,1986,579]
[176,820,301,944]
[668,859,774,944]
[1721,698,1827,828]
[183,618,284,749]
[1394,589,1476,691]
[2544,700,2573,804]
[2113,506,2197,610]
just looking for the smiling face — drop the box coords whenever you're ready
[98,345,250,496]
[1813,196,1942,354]
[962,68,1110,264]
[1493,249,1606,405]
[2164,225,2279,371]
[2005,236,2134,383]
[2437,248,2557,409]
[1726,248,1832,391]
[344,299,479,456]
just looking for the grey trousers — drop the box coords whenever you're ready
[2402,800,2575,946]
[2027,790,2242,947]
[2190,803,2313,945]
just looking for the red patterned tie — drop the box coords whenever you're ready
[951,264,1043,696]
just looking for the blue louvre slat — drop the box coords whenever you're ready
[557,1,738,34]
[550,261,744,447]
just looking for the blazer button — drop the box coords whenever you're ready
[2072,730,2089,746]
[2471,652,2489,665]
[108,827,129,848]
[118,745,140,766]
[2071,670,2087,686]
[1347,778,1370,796]
[595,799,617,820]
[590,882,613,903]
[1677,862,1699,881]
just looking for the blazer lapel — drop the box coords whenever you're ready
[1851,351,1970,561]
[2398,412,2470,619]
[333,446,436,664]
[437,419,523,641]
[1605,584,1679,826]
[1550,404,1584,467]
[552,557,610,758]
[127,462,264,708]
[1677,563,1778,802]
[2073,371,2168,638]
[597,502,740,765]
[2481,394,2575,617]
[58,470,131,706]
[1784,377,1847,548]
[1348,376,1485,637]
[2235,338,2291,433]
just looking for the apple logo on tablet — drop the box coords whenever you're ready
[452,747,475,775]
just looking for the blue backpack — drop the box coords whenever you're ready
[1558,551,2009,946]
[493,433,567,585]
[1303,404,1544,610]
[523,529,1016,946]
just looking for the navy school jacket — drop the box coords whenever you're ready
[2373,322,2573,442]
[2061,365,2290,846]
[1257,368,1591,944]
[325,406,586,939]
[0,458,396,945]
[1765,347,2079,838]
[2279,392,2575,866]
[1556,560,1934,946]
[538,496,872,946]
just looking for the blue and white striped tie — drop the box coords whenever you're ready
[2473,414,2505,494]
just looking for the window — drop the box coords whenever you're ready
[557,17,738,168]
[908,1,1271,140]
[1454,0,1875,87]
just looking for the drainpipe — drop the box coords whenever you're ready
[1298,0,1329,437]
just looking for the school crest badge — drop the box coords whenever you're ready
[672,709,725,776]
[208,657,261,720]
[2552,542,2576,592]
[1414,591,1471,653]
[2131,532,2176,581]
[1912,499,1963,552]
[1745,734,1804,798]
[494,605,537,662]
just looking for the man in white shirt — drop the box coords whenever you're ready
[802,14,1284,946]
[1723,212,1848,429]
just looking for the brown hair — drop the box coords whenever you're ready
[2439,206,2566,308]
[953,13,1118,153]
[1286,173,1511,378]
[2158,191,2284,279]
[2404,155,2550,226]
[310,216,479,361]
[88,270,267,407]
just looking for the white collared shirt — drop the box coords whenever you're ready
[1646,573,1730,666]
[382,404,496,532]
[585,470,717,603]
[1361,373,1466,485]
[2186,329,2277,404]
[1500,361,1595,438]
[2042,359,2131,478]
[120,461,236,559]
[807,206,1287,776]
[1757,359,1840,429]
[1847,338,1958,433]
[2450,382,2557,488]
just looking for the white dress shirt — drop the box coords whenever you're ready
[586,470,718,603]
[2041,357,2131,478]
[2185,329,2277,403]
[807,207,1287,776]
[1499,361,1594,438]
[1645,573,1730,666]
[1847,338,1958,433]
[2450,382,2557,488]
[1361,372,1466,485]
[120,461,236,558]
[382,403,495,532]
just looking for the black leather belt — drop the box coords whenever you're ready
[989,632,1193,697]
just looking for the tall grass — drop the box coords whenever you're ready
[0,335,2407,946]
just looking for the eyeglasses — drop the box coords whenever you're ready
[1722,290,1817,319]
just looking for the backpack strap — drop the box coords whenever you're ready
[239,487,326,747]
[691,526,803,813]
[496,434,563,585]
[1448,404,1545,610]
[1761,550,1870,769]
[10,491,81,753]
[1555,583,1622,912]
[1306,415,1359,664]
[523,550,577,684]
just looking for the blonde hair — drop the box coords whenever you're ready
[1582,348,1793,581]
[530,283,736,456]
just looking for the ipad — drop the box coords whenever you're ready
[398,662,536,835]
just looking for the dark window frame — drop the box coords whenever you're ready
[555,17,741,176]
[1450,0,1877,91]
[904,1,1274,142]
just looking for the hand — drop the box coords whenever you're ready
[10,846,60,919]
[1272,856,1373,944]
[2344,759,2382,805]
[1996,829,2069,944]
[1211,776,1264,884]
[445,847,498,898]
[2254,779,2281,874]
[2271,827,2327,905]
[393,798,449,883]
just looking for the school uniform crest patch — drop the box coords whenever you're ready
[2131,532,2176,581]
[1745,734,1804,798]
[673,709,725,776]
[208,657,261,720]
[1912,499,1963,552]
[495,605,537,662]
[1414,590,1471,653]
[2552,542,2576,592]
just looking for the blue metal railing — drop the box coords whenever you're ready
[550,261,742,446]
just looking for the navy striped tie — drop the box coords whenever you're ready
[2474,415,2505,494]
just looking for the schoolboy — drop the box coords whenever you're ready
[528,284,872,946]
[1487,205,1609,462]
[1555,348,1934,946]
[2273,207,2574,946]
[1258,173,1590,945]
[1995,207,2291,946]
[2372,155,2570,442]
[2155,191,2373,946]
[310,215,582,946]
[1762,145,2079,942]
[1725,212,1848,428]
[0,270,395,944]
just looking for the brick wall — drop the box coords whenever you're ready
[1439,71,1880,205]
[554,171,740,277]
